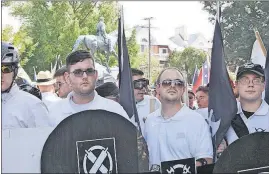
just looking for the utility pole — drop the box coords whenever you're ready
[142,17,154,82]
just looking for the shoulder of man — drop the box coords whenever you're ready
[97,95,130,118]
[184,106,207,123]
[145,108,161,123]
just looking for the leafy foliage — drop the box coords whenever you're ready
[201,1,269,65]
[169,47,207,83]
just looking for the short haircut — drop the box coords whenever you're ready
[131,68,144,76]
[66,50,95,70]
[196,85,209,94]
[156,67,184,83]
[53,66,68,78]
[188,90,195,96]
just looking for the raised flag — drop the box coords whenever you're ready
[202,59,210,85]
[208,20,237,160]
[33,66,37,82]
[265,47,269,104]
[192,65,199,85]
[192,67,202,93]
[117,8,149,172]
[251,40,266,68]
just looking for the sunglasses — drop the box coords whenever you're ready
[160,79,185,88]
[71,68,96,77]
[1,65,14,74]
[133,78,149,90]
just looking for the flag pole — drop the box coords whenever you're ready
[216,1,220,22]
[254,28,267,57]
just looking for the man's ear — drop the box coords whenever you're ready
[64,72,71,87]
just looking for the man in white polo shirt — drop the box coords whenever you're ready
[49,50,133,126]
[131,68,161,137]
[144,67,213,169]
[226,63,269,145]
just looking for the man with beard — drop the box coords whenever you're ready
[131,68,161,137]
[144,67,213,168]
[49,50,133,126]
[225,63,269,145]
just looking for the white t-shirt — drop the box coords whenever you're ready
[49,90,134,126]
[41,92,62,111]
[226,100,269,145]
[2,84,50,129]
[196,108,209,121]
[136,95,161,136]
[144,105,213,166]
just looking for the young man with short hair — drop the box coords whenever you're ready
[195,86,209,120]
[226,63,269,145]
[53,66,72,98]
[131,68,161,136]
[144,67,213,168]
[49,50,133,126]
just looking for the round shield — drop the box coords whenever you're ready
[213,132,269,173]
[41,110,139,173]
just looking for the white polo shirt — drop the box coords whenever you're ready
[196,108,209,121]
[41,92,62,112]
[136,95,161,136]
[49,90,134,126]
[226,100,269,145]
[144,105,213,166]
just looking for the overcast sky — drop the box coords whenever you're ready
[2,1,215,40]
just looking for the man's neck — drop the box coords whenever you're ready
[72,91,95,104]
[240,98,262,113]
[161,101,183,119]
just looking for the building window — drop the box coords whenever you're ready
[141,45,145,52]
[159,48,168,54]
[142,38,148,42]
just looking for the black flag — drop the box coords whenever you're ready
[117,9,149,172]
[208,20,237,159]
[265,47,269,104]
[117,11,140,127]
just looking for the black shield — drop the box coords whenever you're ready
[213,132,269,173]
[41,110,138,173]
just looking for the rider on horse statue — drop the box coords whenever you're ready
[96,17,108,45]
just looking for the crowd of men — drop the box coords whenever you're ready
[2,42,269,169]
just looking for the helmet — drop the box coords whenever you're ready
[1,42,20,65]
[19,84,42,100]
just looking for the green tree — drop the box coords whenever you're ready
[201,1,269,65]
[134,52,160,84]
[169,47,207,83]
[6,0,119,78]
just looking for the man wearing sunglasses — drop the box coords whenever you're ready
[131,68,161,137]
[2,42,50,129]
[144,67,213,168]
[53,66,72,98]
[225,63,269,145]
[49,50,133,126]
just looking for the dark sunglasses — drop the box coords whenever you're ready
[133,78,149,90]
[71,68,96,77]
[160,79,185,88]
[1,65,14,74]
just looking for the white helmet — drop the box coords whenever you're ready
[1,42,20,65]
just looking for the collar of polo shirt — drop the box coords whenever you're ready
[158,104,188,121]
[237,100,269,116]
